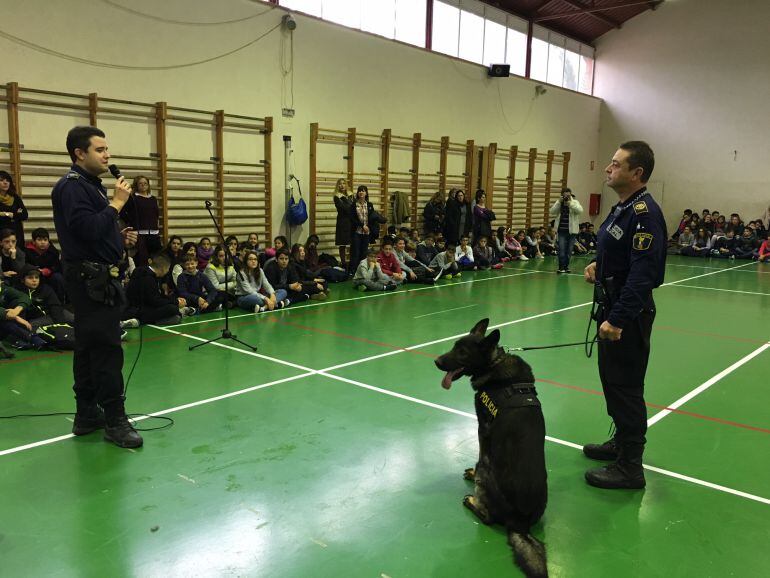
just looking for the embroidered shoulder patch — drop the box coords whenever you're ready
[66,171,80,180]
[633,201,648,215]
[633,232,653,250]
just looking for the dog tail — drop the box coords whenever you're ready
[507,530,547,578]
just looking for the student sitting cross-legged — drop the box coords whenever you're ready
[376,238,406,285]
[0,280,46,349]
[416,233,439,267]
[290,243,329,300]
[473,236,503,270]
[176,255,226,314]
[264,248,311,306]
[204,245,238,298]
[429,243,460,280]
[393,236,435,284]
[14,264,74,330]
[236,250,288,312]
[125,252,194,326]
[352,248,398,292]
[455,235,477,271]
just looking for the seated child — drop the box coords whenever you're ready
[305,235,348,283]
[172,242,197,287]
[245,232,261,252]
[197,237,214,270]
[204,245,238,296]
[680,227,711,257]
[23,228,65,301]
[0,280,45,348]
[352,249,398,291]
[429,244,460,280]
[264,248,311,306]
[416,234,439,266]
[504,229,528,261]
[758,237,770,262]
[393,237,435,284]
[236,250,287,312]
[473,236,502,270]
[15,265,73,330]
[711,229,737,258]
[733,228,757,259]
[261,235,288,267]
[290,243,329,300]
[377,238,406,285]
[224,235,242,271]
[494,227,511,262]
[525,228,544,259]
[455,236,476,270]
[1,229,25,281]
[176,255,226,313]
[675,226,694,254]
[126,252,192,325]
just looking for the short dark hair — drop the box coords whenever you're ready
[31,228,50,240]
[149,251,171,268]
[183,254,197,265]
[66,126,105,163]
[0,228,15,241]
[380,237,394,249]
[619,140,654,182]
[366,248,378,258]
[275,248,290,258]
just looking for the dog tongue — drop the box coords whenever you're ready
[442,368,463,389]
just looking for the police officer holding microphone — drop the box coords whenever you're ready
[583,141,667,489]
[52,126,143,448]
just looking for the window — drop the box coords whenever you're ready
[458,8,484,64]
[361,0,396,39]
[564,49,580,91]
[432,1,460,57]
[394,0,426,47]
[482,19,506,67]
[505,17,528,77]
[546,33,565,87]
[530,38,549,82]
[279,0,426,47]
[579,50,594,94]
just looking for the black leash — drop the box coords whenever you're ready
[505,336,602,353]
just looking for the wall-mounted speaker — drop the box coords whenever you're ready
[487,64,510,78]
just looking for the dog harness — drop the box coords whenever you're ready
[475,382,540,422]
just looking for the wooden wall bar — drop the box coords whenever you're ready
[0,82,272,246]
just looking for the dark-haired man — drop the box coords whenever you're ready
[583,141,667,489]
[51,125,142,448]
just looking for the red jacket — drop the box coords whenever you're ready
[376,251,402,276]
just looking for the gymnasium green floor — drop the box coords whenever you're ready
[1,255,769,577]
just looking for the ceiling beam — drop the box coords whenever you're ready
[533,0,655,26]
[533,0,559,14]
[556,0,622,28]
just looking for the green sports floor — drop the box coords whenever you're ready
[1,255,769,577]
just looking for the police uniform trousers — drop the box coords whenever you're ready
[65,264,125,416]
[596,304,656,459]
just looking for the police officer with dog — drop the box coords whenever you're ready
[52,126,143,448]
[583,141,667,489]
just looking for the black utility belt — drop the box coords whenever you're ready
[71,261,124,306]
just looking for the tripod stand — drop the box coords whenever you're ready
[189,200,257,352]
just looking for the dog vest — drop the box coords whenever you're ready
[475,383,540,424]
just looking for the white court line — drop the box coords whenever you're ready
[666,262,770,274]
[647,342,770,428]
[317,371,769,506]
[414,304,478,319]
[662,261,756,286]
[161,270,538,329]
[0,372,316,457]
[668,284,770,297]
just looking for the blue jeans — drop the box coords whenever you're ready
[557,230,575,270]
[237,289,288,310]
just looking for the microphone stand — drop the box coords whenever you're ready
[189,200,257,352]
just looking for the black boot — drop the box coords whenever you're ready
[104,415,144,448]
[72,404,106,436]
[585,443,645,489]
[583,438,619,461]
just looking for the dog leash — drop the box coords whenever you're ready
[504,335,604,353]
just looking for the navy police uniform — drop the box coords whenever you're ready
[594,187,667,463]
[51,164,127,419]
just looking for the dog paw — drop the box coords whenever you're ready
[462,494,476,509]
[463,468,476,481]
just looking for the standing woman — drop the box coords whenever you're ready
[423,191,446,238]
[120,175,160,267]
[444,189,472,246]
[0,170,28,243]
[472,190,495,244]
[349,185,374,272]
[333,178,354,270]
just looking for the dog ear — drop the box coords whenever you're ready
[470,318,489,336]
[483,329,500,348]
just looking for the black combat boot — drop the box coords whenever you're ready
[582,438,619,461]
[104,415,144,448]
[585,444,645,489]
[72,404,106,436]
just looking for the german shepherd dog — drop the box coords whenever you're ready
[435,319,548,578]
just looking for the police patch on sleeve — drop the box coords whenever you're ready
[633,201,648,215]
[633,232,653,250]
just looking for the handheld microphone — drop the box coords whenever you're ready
[108,164,123,180]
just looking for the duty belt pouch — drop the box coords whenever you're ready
[79,262,125,307]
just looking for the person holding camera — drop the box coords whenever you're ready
[582,141,667,490]
[51,126,143,449]
[549,187,584,274]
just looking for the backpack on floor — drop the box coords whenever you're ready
[36,323,75,350]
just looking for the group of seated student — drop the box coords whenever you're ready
[670,208,770,261]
